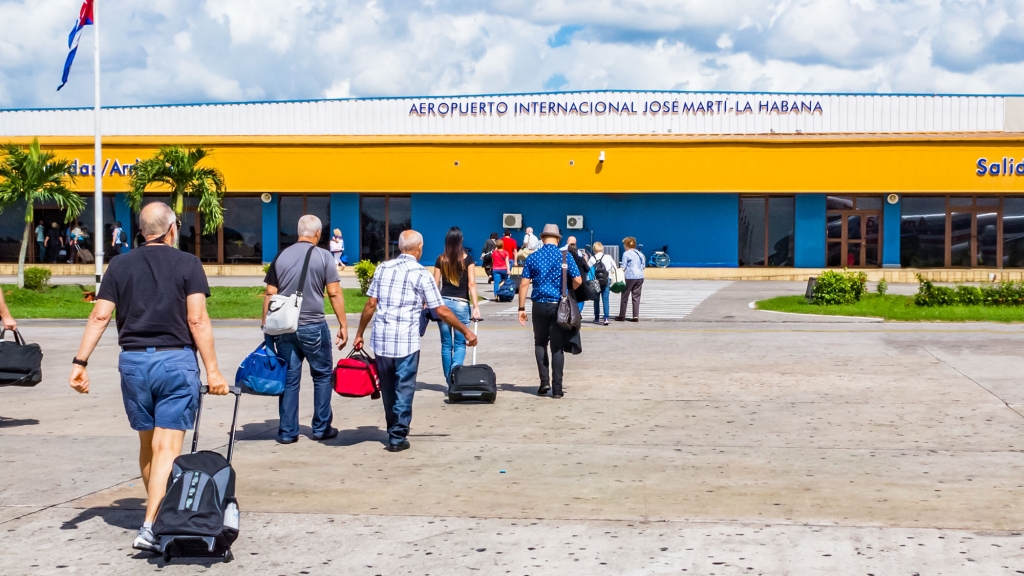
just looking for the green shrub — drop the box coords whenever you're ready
[914,274,1024,307]
[23,267,52,291]
[876,278,888,296]
[354,259,377,296]
[262,263,270,274]
[812,269,867,305]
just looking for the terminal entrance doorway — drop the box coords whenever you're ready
[826,196,882,267]
[360,195,411,262]
[946,197,1001,268]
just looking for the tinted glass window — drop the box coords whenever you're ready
[1004,198,1024,267]
[223,197,262,263]
[900,196,945,267]
[766,197,794,266]
[856,196,882,210]
[738,197,765,266]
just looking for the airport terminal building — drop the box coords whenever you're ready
[2,90,1024,271]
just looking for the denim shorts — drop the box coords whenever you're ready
[118,348,201,431]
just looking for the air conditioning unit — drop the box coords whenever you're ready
[503,213,522,229]
[566,215,584,230]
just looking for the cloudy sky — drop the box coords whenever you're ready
[1,0,1024,109]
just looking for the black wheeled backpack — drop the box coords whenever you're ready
[448,320,497,403]
[153,385,242,563]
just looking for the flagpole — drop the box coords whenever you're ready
[92,0,103,291]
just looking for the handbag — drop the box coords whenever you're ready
[235,341,287,396]
[264,246,316,335]
[556,252,582,330]
[332,346,381,399]
[609,267,627,293]
[0,329,42,387]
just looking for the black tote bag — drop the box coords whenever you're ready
[556,252,582,330]
[0,329,43,387]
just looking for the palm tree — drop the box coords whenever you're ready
[126,146,226,237]
[0,138,84,288]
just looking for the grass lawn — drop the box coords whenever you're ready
[3,285,368,319]
[757,294,1024,322]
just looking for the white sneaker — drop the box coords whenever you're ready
[132,526,159,552]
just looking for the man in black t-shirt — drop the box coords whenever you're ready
[69,202,229,554]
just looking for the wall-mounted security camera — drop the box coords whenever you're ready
[598,151,606,162]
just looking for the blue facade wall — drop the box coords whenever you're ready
[882,198,901,267]
[411,193,739,267]
[261,194,279,263]
[114,193,133,251]
[330,193,360,264]
[794,194,826,268]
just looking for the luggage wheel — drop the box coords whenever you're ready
[223,549,234,563]
[162,549,172,563]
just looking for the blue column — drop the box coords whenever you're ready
[794,194,826,268]
[262,194,279,264]
[330,193,360,265]
[882,197,901,268]
[114,193,133,250]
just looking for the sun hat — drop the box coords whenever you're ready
[539,223,562,240]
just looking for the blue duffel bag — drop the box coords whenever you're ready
[235,342,287,396]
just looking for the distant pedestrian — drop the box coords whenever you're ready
[68,222,84,263]
[432,227,482,384]
[517,226,541,263]
[490,239,511,298]
[588,242,615,325]
[481,232,499,283]
[501,230,518,266]
[45,222,63,263]
[263,215,349,444]
[112,221,125,257]
[34,220,44,263]
[329,228,345,270]
[564,236,590,313]
[616,236,645,322]
[354,230,477,452]
[518,224,581,398]
[68,202,230,553]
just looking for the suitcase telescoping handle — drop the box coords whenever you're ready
[192,385,242,463]
[470,319,480,366]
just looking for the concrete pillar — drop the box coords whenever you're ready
[882,196,901,268]
[330,193,360,265]
[794,194,826,268]
[261,193,278,264]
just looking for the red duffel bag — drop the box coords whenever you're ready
[332,346,381,399]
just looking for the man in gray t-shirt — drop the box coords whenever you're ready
[263,215,349,444]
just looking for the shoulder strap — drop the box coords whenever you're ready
[296,245,316,297]
[561,251,568,297]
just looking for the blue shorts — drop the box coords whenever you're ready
[118,348,201,431]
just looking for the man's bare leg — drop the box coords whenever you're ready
[144,427,186,523]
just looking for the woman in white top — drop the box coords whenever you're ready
[587,241,617,325]
[329,229,345,270]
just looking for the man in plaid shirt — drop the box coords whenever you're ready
[354,230,478,452]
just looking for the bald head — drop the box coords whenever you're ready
[566,236,577,246]
[399,230,423,254]
[139,203,175,239]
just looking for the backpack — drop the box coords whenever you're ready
[496,276,516,302]
[593,255,609,288]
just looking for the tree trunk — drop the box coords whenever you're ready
[173,192,184,249]
[17,219,30,289]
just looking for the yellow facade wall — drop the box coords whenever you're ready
[9,134,1024,194]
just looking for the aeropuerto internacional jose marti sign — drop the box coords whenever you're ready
[408,97,824,117]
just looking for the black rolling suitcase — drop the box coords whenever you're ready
[153,385,242,563]
[448,321,497,403]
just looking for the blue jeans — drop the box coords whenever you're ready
[377,352,421,446]
[492,270,508,293]
[268,322,334,441]
[593,283,611,320]
[439,297,470,383]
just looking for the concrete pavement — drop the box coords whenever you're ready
[2,280,1024,574]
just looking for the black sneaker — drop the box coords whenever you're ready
[386,440,411,453]
[312,427,339,441]
[276,436,298,445]
[537,383,551,396]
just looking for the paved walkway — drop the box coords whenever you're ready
[2,281,1024,574]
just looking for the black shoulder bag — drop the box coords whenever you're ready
[556,251,582,330]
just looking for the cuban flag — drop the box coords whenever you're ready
[57,0,95,91]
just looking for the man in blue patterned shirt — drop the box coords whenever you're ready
[354,230,477,452]
[518,224,581,398]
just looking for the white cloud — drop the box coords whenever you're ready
[2,0,1024,110]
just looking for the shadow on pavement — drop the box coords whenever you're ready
[498,383,540,395]
[60,498,145,531]
[0,417,40,428]
[322,425,387,447]
[416,382,447,394]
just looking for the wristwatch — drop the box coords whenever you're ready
[72,357,88,367]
